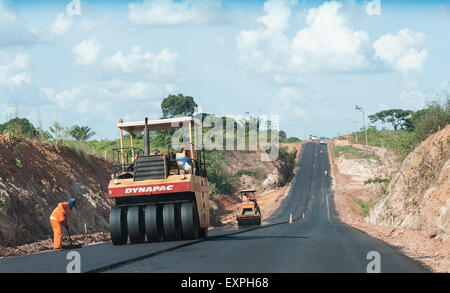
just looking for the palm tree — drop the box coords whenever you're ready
[69,125,96,143]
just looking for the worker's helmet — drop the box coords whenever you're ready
[68,198,76,209]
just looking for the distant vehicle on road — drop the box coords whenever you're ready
[309,135,318,141]
[236,189,261,226]
[320,140,326,145]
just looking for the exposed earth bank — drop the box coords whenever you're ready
[329,125,450,272]
[0,135,113,250]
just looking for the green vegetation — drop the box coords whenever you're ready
[279,130,301,143]
[236,169,265,180]
[69,125,96,142]
[283,137,302,143]
[364,177,391,195]
[13,158,22,169]
[278,146,297,186]
[0,118,38,139]
[348,98,449,161]
[161,94,198,118]
[354,199,372,217]
[368,109,414,131]
[333,145,379,161]
[351,126,403,149]
[411,100,450,141]
[204,151,236,195]
[0,196,7,215]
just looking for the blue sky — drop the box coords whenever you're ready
[0,0,449,140]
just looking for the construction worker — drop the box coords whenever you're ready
[50,198,76,249]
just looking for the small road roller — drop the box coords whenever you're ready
[108,116,209,245]
[236,189,261,226]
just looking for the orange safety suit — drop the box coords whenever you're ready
[50,202,71,249]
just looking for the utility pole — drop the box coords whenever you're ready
[355,105,368,146]
[353,121,358,143]
[346,119,350,136]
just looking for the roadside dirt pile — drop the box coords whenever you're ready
[212,142,303,226]
[0,135,113,247]
[0,232,110,258]
[368,125,450,239]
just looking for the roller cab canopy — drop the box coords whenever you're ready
[118,116,201,133]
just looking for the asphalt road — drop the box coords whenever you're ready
[0,142,428,273]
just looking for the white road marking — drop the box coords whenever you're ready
[326,194,331,222]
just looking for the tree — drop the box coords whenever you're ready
[161,94,198,118]
[37,127,53,140]
[69,125,96,142]
[368,109,413,131]
[49,122,68,142]
[0,118,38,138]
[412,100,450,141]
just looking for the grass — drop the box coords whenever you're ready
[350,127,404,150]
[348,127,420,161]
[14,158,22,168]
[333,145,379,161]
[236,169,265,180]
[354,199,372,217]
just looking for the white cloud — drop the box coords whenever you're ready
[258,0,295,32]
[272,86,309,120]
[399,78,427,109]
[128,0,227,27]
[373,28,429,108]
[46,45,181,121]
[0,3,40,46]
[51,13,74,36]
[366,0,381,16]
[72,39,102,66]
[0,52,31,85]
[49,13,105,38]
[291,1,371,73]
[104,46,179,80]
[41,80,167,117]
[373,28,428,76]
[236,1,372,77]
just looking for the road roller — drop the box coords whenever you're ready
[108,116,209,245]
[236,189,261,226]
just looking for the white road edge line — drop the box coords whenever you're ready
[326,194,331,222]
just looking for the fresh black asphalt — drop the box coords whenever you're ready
[0,142,428,273]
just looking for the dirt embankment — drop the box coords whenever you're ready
[329,126,450,272]
[212,142,304,227]
[0,135,113,253]
[369,125,450,237]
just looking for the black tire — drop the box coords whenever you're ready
[180,201,200,240]
[163,203,181,241]
[145,205,164,242]
[110,206,128,245]
[199,227,208,238]
[127,206,145,244]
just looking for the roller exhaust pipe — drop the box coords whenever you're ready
[144,117,149,156]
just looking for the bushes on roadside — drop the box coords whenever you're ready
[411,100,450,142]
[205,151,236,195]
